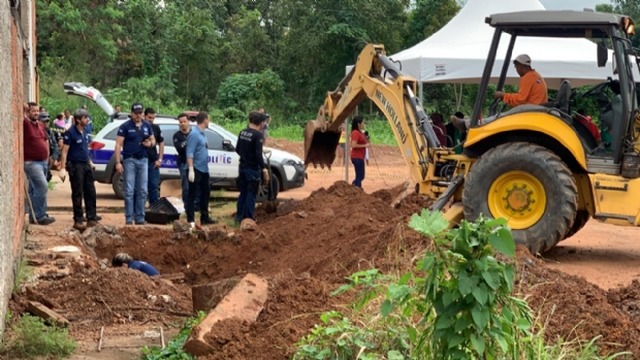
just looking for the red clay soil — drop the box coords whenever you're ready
[10,180,640,358]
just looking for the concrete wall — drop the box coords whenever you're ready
[0,0,34,336]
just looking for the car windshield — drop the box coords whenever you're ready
[209,123,238,142]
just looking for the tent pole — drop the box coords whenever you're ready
[419,82,424,106]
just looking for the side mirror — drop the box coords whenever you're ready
[597,42,608,67]
[222,139,234,151]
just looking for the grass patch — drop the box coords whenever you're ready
[13,258,33,293]
[217,117,397,145]
[3,314,76,359]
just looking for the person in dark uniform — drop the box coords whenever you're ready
[235,110,269,224]
[59,108,99,231]
[144,108,164,206]
[112,253,159,276]
[113,103,156,225]
[173,113,192,206]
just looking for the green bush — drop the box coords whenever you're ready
[5,314,76,359]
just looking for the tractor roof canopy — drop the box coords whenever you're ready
[486,10,634,38]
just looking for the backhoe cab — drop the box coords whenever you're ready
[304,10,640,254]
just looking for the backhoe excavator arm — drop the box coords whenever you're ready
[303,44,443,187]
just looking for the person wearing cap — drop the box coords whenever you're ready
[494,54,548,107]
[186,111,216,227]
[111,253,159,276]
[24,103,55,225]
[144,107,164,206]
[59,108,99,231]
[38,112,61,177]
[113,103,156,225]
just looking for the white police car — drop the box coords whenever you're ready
[89,116,305,200]
[63,82,305,200]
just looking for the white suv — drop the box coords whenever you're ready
[64,82,306,200]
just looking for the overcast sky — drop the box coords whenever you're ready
[540,0,612,10]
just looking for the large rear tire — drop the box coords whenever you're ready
[564,210,590,239]
[462,142,578,254]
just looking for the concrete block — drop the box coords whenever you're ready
[183,274,268,357]
[26,301,69,327]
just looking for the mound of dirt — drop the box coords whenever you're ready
[15,268,192,337]
[518,255,640,355]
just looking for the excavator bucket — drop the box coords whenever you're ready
[303,120,341,169]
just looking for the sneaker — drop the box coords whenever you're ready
[125,221,134,225]
[37,216,56,226]
[73,222,87,231]
[86,220,99,228]
[81,215,102,222]
[134,221,146,225]
[200,218,218,225]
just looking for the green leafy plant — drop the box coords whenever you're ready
[4,314,76,358]
[141,311,205,360]
[404,211,531,359]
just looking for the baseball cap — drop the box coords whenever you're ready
[38,112,51,121]
[131,103,144,113]
[513,54,531,66]
[74,108,89,119]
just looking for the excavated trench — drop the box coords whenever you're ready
[10,182,640,358]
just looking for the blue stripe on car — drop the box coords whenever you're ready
[90,149,179,169]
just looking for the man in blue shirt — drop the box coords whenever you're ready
[113,103,156,225]
[59,108,99,232]
[186,111,216,227]
[111,253,159,276]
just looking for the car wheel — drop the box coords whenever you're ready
[257,172,279,203]
[111,171,125,199]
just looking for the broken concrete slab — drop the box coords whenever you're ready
[191,277,240,312]
[27,301,69,327]
[183,273,268,357]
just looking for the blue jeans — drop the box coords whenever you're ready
[24,160,49,221]
[123,158,148,223]
[179,163,199,209]
[148,162,160,205]
[236,167,261,223]
[351,158,365,188]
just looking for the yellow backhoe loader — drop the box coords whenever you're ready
[304,10,640,254]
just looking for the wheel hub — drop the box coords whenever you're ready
[488,171,546,229]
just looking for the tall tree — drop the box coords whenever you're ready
[36,0,124,87]
[405,0,459,47]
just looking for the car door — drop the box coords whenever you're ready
[204,128,239,185]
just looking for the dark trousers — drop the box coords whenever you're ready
[147,161,160,205]
[351,158,365,188]
[236,167,261,223]
[68,161,97,222]
[186,168,210,222]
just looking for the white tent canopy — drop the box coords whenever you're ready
[389,0,619,89]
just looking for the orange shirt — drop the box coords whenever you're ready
[503,69,548,107]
